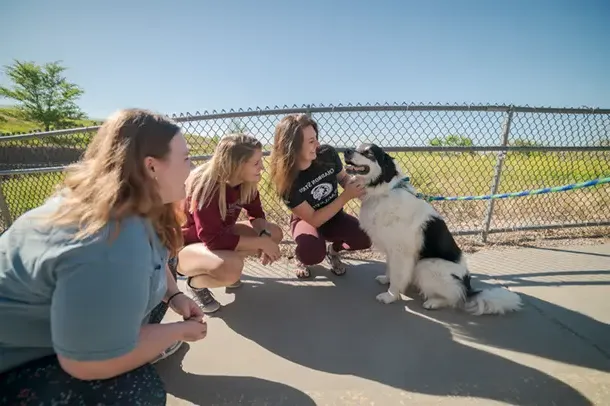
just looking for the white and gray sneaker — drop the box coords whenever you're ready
[326,244,347,276]
[226,279,242,289]
[187,279,221,314]
[151,340,184,364]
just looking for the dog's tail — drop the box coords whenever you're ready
[457,274,523,316]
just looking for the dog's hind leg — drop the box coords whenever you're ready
[415,259,466,311]
[376,253,414,304]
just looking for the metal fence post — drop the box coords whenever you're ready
[481,106,514,243]
[305,104,312,117]
[0,179,12,231]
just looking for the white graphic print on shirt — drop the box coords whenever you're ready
[296,167,338,209]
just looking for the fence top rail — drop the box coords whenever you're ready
[2,102,610,142]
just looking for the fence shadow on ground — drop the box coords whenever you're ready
[514,245,610,258]
[480,269,610,287]
[210,260,608,405]
[156,343,317,405]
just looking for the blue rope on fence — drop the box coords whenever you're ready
[394,176,610,202]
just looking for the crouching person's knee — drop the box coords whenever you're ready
[217,255,244,286]
[295,235,326,266]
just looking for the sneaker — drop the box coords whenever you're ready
[226,279,242,289]
[151,340,183,364]
[326,244,347,276]
[187,280,221,314]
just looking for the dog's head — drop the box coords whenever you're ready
[343,143,400,188]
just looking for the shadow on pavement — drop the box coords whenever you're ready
[216,261,604,406]
[155,343,316,406]
[439,276,610,366]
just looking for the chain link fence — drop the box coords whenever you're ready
[1,103,609,241]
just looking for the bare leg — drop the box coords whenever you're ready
[177,244,244,289]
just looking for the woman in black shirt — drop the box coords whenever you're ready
[269,113,372,278]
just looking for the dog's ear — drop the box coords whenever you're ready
[380,152,398,182]
[382,152,393,164]
[380,152,395,168]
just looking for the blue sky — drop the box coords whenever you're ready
[0,0,608,120]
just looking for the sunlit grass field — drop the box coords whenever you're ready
[3,150,608,234]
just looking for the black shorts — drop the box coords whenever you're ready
[168,256,186,278]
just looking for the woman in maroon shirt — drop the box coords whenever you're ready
[176,134,283,313]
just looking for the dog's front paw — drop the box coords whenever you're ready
[376,291,398,304]
[375,275,389,285]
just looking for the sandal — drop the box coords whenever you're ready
[326,244,347,276]
[294,261,312,279]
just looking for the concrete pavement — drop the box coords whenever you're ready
[156,243,610,405]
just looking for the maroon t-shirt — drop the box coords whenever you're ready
[182,184,266,251]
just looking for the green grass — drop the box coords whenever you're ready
[2,151,609,233]
[0,106,99,135]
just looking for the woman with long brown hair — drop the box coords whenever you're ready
[269,113,371,278]
[0,109,207,405]
[175,133,283,313]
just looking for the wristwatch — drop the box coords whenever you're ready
[259,229,272,237]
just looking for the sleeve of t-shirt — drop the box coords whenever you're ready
[192,191,240,251]
[283,184,305,209]
[50,223,155,361]
[242,191,266,221]
[327,145,344,173]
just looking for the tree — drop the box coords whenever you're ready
[429,134,475,155]
[227,118,249,134]
[429,134,474,147]
[509,138,544,156]
[0,60,86,131]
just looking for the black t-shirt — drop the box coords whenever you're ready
[283,145,344,211]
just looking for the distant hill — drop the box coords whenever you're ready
[0,106,100,135]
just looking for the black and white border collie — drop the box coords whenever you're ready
[344,143,523,315]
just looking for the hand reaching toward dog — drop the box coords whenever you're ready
[344,177,366,200]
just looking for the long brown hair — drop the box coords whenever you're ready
[46,108,185,256]
[269,113,319,200]
[184,133,262,220]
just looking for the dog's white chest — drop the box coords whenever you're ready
[358,197,394,251]
[358,189,437,255]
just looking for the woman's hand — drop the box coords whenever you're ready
[343,177,366,200]
[258,236,281,263]
[177,319,208,342]
[169,293,205,322]
[259,251,275,265]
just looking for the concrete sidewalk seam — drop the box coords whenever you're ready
[526,296,610,361]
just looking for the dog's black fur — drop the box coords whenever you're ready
[344,144,398,187]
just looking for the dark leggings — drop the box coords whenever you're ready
[0,301,170,406]
[291,210,372,266]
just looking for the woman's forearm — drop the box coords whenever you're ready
[235,235,265,253]
[310,194,349,228]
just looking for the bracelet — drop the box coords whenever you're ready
[167,291,184,304]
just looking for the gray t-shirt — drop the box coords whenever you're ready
[0,196,168,374]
